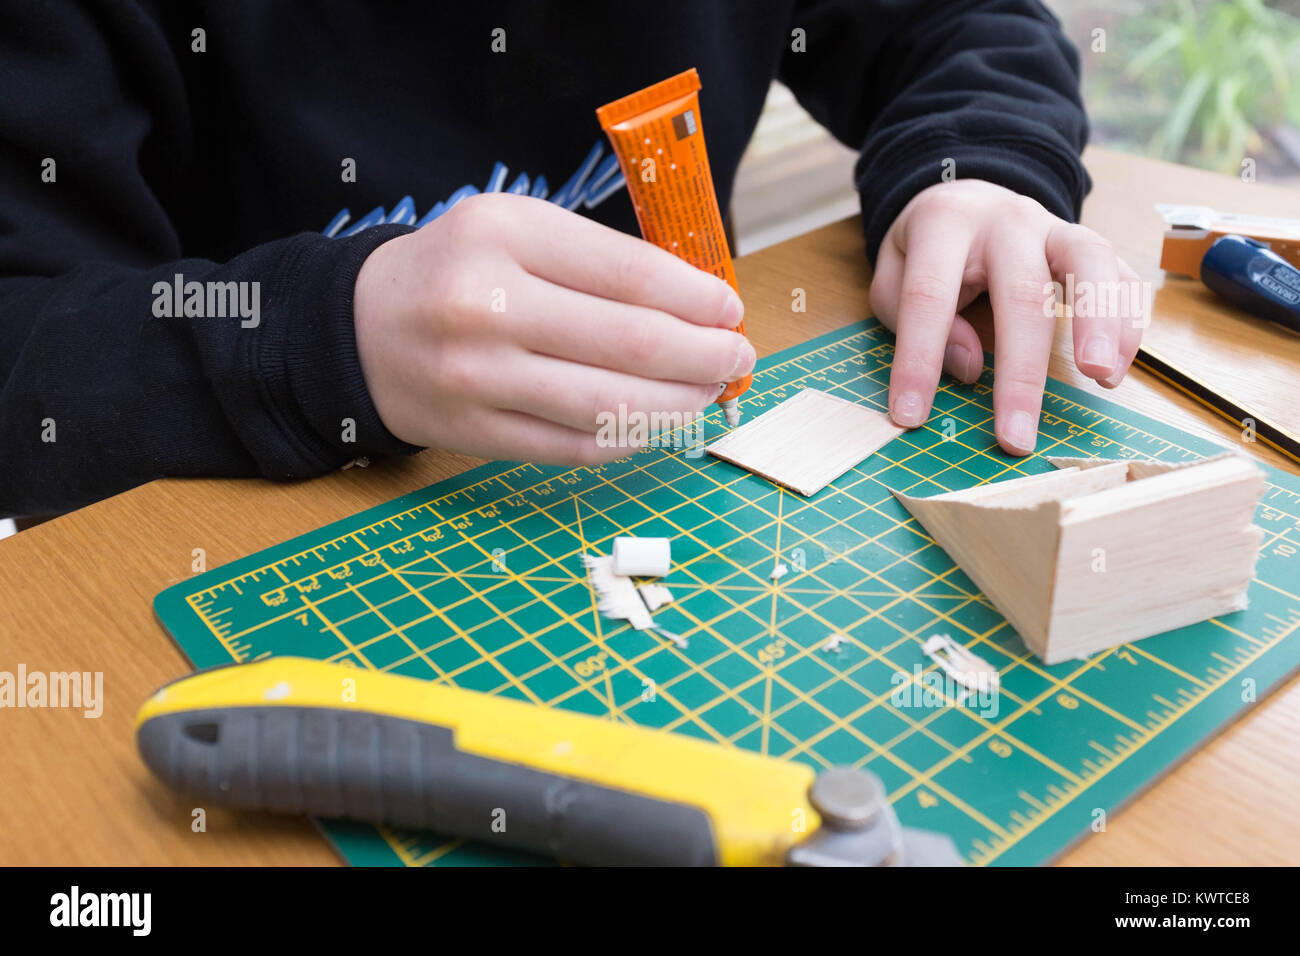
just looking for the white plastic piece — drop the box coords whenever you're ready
[611,536,672,577]
[821,633,845,653]
[656,626,688,649]
[921,634,1000,697]
[582,553,653,630]
[638,583,674,612]
[770,562,788,581]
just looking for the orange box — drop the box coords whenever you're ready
[1158,203,1300,278]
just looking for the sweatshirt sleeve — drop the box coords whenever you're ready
[777,0,1091,262]
[0,2,419,518]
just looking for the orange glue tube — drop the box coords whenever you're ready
[596,68,752,427]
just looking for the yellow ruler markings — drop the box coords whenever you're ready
[1124,643,1211,689]
[761,488,786,756]
[378,555,546,707]
[967,615,1297,864]
[412,541,624,713]
[269,565,377,669]
[342,580,448,680]
[184,593,247,661]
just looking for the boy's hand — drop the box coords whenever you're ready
[869,180,1145,455]
[353,194,753,464]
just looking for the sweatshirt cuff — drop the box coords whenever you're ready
[856,137,1091,264]
[256,223,424,476]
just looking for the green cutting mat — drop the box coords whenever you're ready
[154,319,1300,867]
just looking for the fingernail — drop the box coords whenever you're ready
[730,339,756,379]
[1100,368,1125,389]
[1082,335,1115,370]
[944,343,976,381]
[892,391,928,428]
[722,293,745,328]
[1005,410,1038,452]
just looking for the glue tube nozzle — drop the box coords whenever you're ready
[720,398,740,428]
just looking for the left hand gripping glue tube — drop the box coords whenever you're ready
[597,68,752,426]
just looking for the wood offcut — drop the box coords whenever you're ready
[706,388,904,496]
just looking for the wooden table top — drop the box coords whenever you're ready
[1,146,1296,866]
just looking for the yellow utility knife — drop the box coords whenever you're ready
[136,657,960,866]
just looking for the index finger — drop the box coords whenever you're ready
[507,196,743,329]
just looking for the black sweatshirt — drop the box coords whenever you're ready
[0,1,1089,518]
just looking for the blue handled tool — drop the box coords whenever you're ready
[1200,234,1300,333]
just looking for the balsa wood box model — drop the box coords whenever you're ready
[894,455,1265,664]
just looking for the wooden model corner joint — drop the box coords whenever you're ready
[893,455,1265,665]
